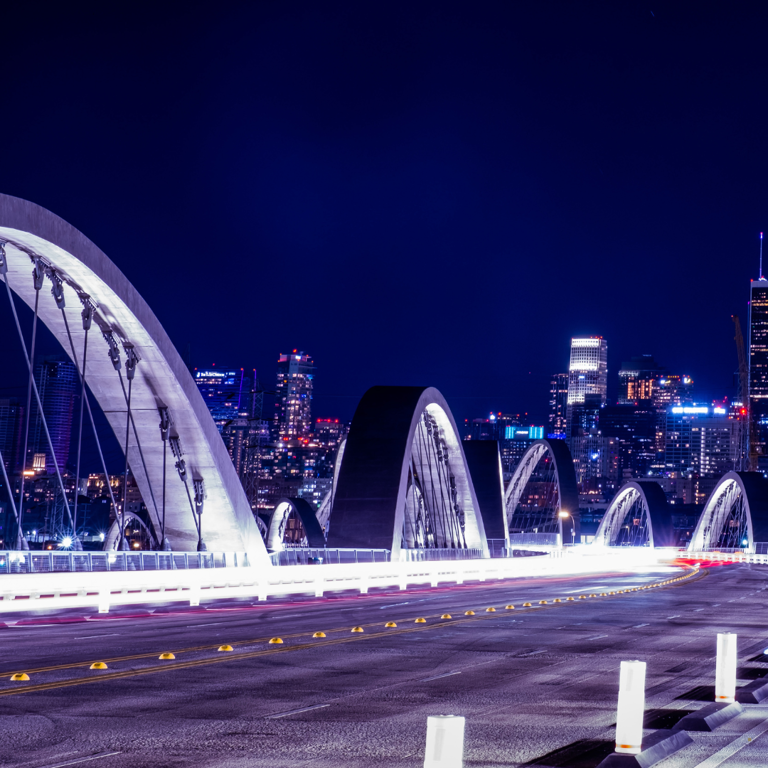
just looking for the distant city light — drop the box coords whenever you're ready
[60,536,72,549]
[671,406,708,414]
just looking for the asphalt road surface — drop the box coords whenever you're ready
[1,561,768,767]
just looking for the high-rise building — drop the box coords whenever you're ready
[29,356,78,474]
[194,367,255,432]
[275,351,314,439]
[651,374,694,456]
[0,398,23,473]
[663,404,741,476]
[566,337,607,439]
[600,404,656,477]
[618,355,666,404]
[567,337,608,406]
[749,276,768,464]
[548,373,568,438]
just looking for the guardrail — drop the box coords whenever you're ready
[686,550,768,565]
[0,550,251,575]
[0,548,661,616]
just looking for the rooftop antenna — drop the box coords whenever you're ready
[761,232,764,279]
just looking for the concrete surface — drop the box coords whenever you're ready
[0,562,766,767]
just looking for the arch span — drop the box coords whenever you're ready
[593,481,674,547]
[266,498,325,552]
[504,438,579,539]
[327,386,487,558]
[0,193,268,564]
[688,471,768,552]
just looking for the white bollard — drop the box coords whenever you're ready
[98,592,110,614]
[716,633,737,703]
[614,660,646,755]
[424,715,465,768]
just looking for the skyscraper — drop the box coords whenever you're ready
[617,355,666,404]
[0,398,22,473]
[194,367,254,432]
[276,351,314,439]
[29,356,78,474]
[567,337,607,406]
[566,337,607,439]
[749,275,768,464]
[548,373,568,438]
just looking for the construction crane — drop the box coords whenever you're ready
[732,315,757,471]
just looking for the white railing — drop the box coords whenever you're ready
[0,550,250,575]
[0,548,657,616]
[686,550,768,565]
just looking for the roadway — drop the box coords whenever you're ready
[0,561,767,767]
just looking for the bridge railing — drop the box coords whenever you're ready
[269,548,391,566]
[0,550,251,575]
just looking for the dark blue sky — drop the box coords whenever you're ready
[1,1,766,453]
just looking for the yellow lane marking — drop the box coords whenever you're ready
[0,567,699,681]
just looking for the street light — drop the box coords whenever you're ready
[558,510,575,548]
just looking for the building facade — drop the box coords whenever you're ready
[275,351,314,439]
[548,373,568,438]
[750,277,768,465]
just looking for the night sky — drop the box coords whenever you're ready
[1,1,767,467]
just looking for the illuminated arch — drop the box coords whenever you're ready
[504,438,579,537]
[688,471,768,552]
[327,386,487,558]
[316,437,346,536]
[266,498,326,552]
[593,481,674,547]
[0,193,268,563]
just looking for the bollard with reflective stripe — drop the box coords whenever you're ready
[614,660,646,755]
[424,715,465,768]
[716,632,737,703]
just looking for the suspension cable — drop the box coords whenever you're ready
[70,301,90,546]
[158,406,171,550]
[58,299,121,547]
[0,447,20,541]
[2,263,74,536]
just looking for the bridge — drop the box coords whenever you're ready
[1,193,768,603]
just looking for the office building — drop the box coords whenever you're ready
[599,404,656,477]
[617,355,666,404]
[194,367,255,432]
[548,373,568,438]
[29,356,78,474]
[664,404,741,477]
[0,398,22,473]
[275,351,314,439]
[750,276,768,465]
[566,337,607,439]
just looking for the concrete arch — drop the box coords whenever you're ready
[463,440,507,545]
[326,386,488,558]
[504,438,579,538]
[316,437,346,535]
[593,481,674,548]
[266,498,326,552]
[0,193,268,564]
[688,471,768,552]
[104,512,154,551]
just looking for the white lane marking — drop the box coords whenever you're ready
[36,752,122,768]
[587,634,608,640]
[187,623,224,627]
[266,703,330,719]
[421,671,462,681]
[713,603,721,607]
[667,615,681,619]
[691,712,768,767]
[632,623,649,628]
[72,634,121,640]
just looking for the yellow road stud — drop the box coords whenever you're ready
[486,607,496,612]
[523,602,532,607]
[415,617,427,623]
[217,645,234,652]
[89,662,108,670]
[553,598,562,603]
[608,591,616,595]
[588,594,596,597]
[159,652,175,660]
[464,610,475,616]
[505,605,515,610]
[10,673,29,681]
[566,597,575,601]
[351,626,364,633]
[539,600,547,605]
[441,614,452,619]
[385,622,397,628]
[313,632,326,638]
[269,638,283,644]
